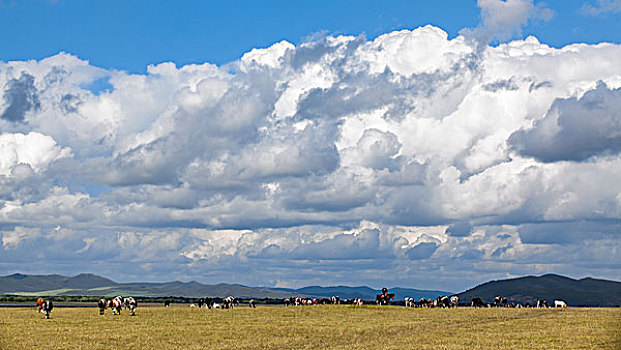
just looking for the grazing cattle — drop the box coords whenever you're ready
[284,298,291,307]
[471,297,485,308]
[536,299,548,308]
[164,300,171,307]
[501,297,508,307]
[249,299,256,308]
[108,297,123,315]
[97,298,107,315]
[189,303,197,308]
[204,297,214,309]
[125,297,137,316]
[554,300,567,308]
[36,298,54,319]
[450,296,459,308]
[493,296,502,307]
[197,298,204,309]
[437,296,450,308]
[404,297,414,307]
[222,296,238,309]
[419,298,433,308]
[331,296,340,305]
[352,298,363,306]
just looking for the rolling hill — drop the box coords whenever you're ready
[0,273,298,298]
[0,273,449,299]
[457,274,621,307]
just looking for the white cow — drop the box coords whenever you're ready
[554,300,567,308]
[450,296,459,308]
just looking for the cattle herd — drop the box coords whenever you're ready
[33,288,568,319]
[97,296,137,316]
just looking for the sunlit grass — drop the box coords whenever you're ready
[0,306,619,349]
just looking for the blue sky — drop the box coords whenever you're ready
[0,0,619,72]
[0,0,620,291]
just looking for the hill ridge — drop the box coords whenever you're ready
[456,274,621,307]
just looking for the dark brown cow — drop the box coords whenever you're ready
[97,298,107,315]
[471,297,485,308]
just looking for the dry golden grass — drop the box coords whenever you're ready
[1,305,619,349]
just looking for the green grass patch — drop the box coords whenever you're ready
[87,287,114,291]
[8,289,77,296]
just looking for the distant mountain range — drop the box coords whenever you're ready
[2,273,619,306]
[457,274,621,307]
[0,273,449,300]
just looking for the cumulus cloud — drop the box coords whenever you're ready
[1,21,620,289]
[509,82,621,162]
[463,0,553,45]
[0,132,71,176]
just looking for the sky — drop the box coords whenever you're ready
[0,0,620,292]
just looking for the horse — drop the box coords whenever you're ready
[376,293,395,305]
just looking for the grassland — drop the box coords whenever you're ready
[0,306,619,349]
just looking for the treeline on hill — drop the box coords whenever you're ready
[0,295,287,305]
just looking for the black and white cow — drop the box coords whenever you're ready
[164,300,171,307]
[204,297,214,309]
[222,296,238,309]
[536,299,548,308]
[331,296,340,305]
[493,296,502,307]
[36,298,54,319]
[98,298,107,315]
[125,297,137,315]
[437,296,450,308]
[249,299,256,308]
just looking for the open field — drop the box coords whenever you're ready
[1,306,619,349]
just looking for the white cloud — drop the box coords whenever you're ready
[1,226,41,249]
[581,0,621,15]
[1,22,620,289]
[0,132,71,176]
[463,0,553,45]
